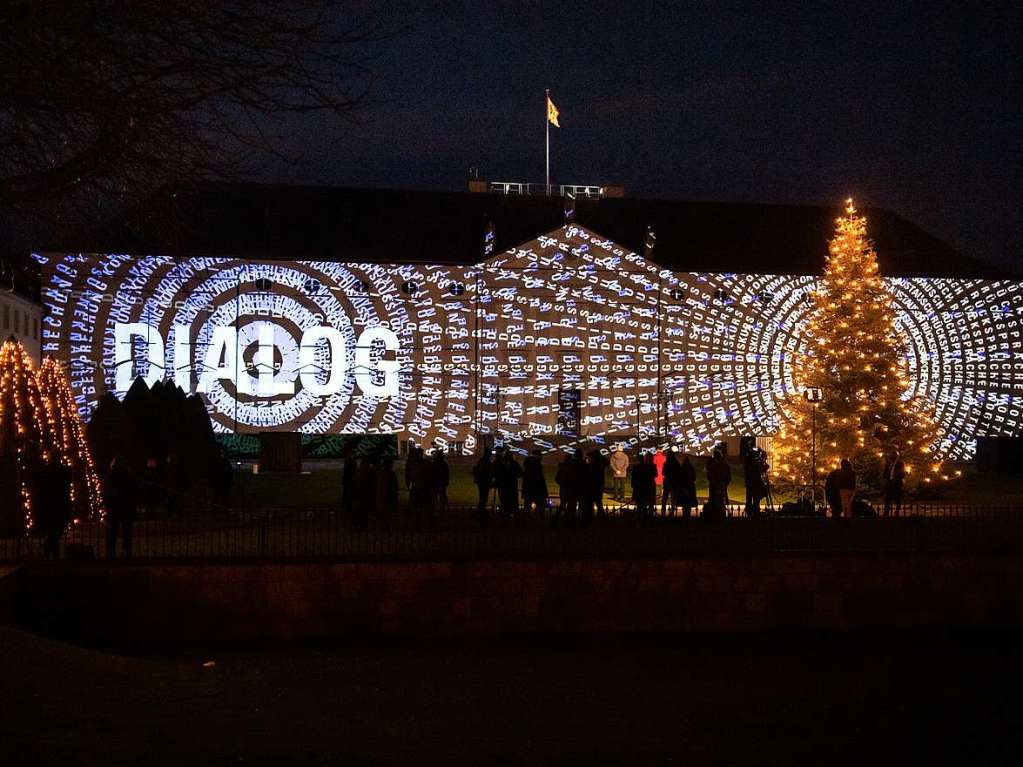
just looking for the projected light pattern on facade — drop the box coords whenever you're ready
[34,224,1023,459]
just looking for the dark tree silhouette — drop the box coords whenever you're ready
[0,0,380,246]
[86,391,132,480]
[88,377,224,511]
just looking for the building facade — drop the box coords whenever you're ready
[35,223,1023,459]
[0,289,43,364]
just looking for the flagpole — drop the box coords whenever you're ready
[545,88,550,196]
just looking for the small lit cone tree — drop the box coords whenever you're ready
[38,357,103,520]
[773,200,946,496]
[0,337,54,534]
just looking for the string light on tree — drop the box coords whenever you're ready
[38,357,103,521]
[0,336,53,533]
[773,199,947,495]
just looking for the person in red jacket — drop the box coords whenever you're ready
[652,449,667,491]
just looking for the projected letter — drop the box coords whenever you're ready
[114,322,164,392]
[173,324,192,392]
[255,322,295,397]
[197,326,239,394]
[299,326,347,397]
[355,326,400,398]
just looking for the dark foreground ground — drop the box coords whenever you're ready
[2,628,1021,766]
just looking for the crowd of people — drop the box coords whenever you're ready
[26,442,913,558]
[339,443,916,527]
[338,444,752,530]
[340,445,445,531]
[822,450,906,518]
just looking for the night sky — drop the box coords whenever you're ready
[267,1,1021,270]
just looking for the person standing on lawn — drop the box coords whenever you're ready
[105,455,138,558]
[354,456,378,531]
[677,453,697,518]
[431,449,450,517]
[660,448,681,516]
[375,457,398,530]
[882,451,906,517]
[555,450,582,526]
[609,445,629,502]
[522,449,548,517]
[496,449,523,520]
[34,453,72,560]
[706,450,731,519]
[472,448,494,526]
[588,449,607,519]
[835,459,857,518]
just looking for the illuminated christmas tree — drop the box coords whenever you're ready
[0,337,53,534]
[38,357,103,520]
[773,200,946,495]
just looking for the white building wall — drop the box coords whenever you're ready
[0,290,42,365]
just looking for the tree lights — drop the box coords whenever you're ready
[0,337,103,535]
[38,357,103,521]
[773,200,945,494]
[0,337,51,533]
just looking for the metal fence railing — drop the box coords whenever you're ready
[3,502,1023,562]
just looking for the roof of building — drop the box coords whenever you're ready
[63,181,1005,279]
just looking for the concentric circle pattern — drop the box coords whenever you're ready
[34,226,1023,458]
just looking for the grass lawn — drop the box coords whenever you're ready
[231,458,754,509]
[227,456,1021,512]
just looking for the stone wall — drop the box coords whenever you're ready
[8,555,1023,642]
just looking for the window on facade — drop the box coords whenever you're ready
[32,317,38,339]
[13,309,19,335]
[2,304,8,330]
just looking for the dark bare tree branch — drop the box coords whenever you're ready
[0,0,381,220]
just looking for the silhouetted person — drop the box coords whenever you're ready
[555,451,581,525]
[211,453,234,510]
[578,452,596,525]
[495,450,522,520]
[824,467,841,517]
[609,446,629,502]
[431,450,450,516]
[743,448,768,517]
[105,455,138,558]
[405,447,431,527]
[588,450,607,519]
[354,456,378,531]
[677,454,697,518]
[472,449,493,526]
[576,454,593,527]
[375,457,398,530]
[883,451,906,516]
[340,446,357,519]
[34,455,72,560]
[835,459,857,518]
[632,453,655,519]
[522,449,548,516]
[661,449,680,516]
[706,450,731,519]
[142,456,163,516]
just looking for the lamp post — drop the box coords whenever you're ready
[804,387,823,507]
